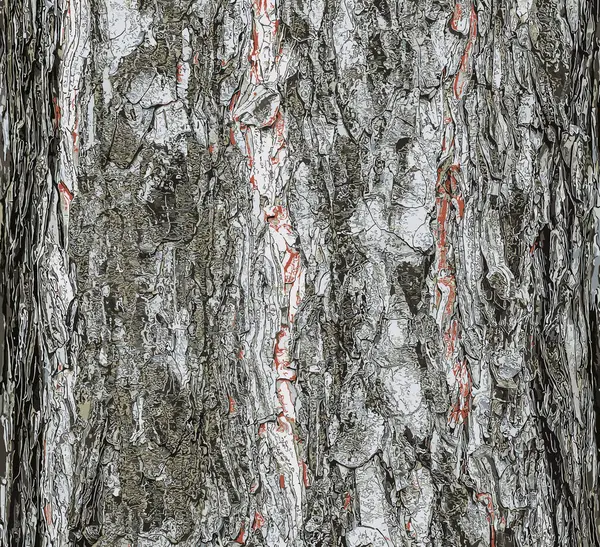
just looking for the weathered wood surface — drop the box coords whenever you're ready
[1,0,600,544]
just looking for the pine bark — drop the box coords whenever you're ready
[1,0,600,545]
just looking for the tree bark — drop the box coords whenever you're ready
[1,0,600,545]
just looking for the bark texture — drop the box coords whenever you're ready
[0,0,63,543]
[2,0,600,545]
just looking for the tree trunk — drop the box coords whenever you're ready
[2,0,600,545]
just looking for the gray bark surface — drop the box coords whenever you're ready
[1,0,600,545]
[1,0,62,542]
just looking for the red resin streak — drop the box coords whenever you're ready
[476,492,497,547]
[270,112,285,164]
[253,0,266,14]
[235,1,309,526]
[436,127,471,426]
[229,91,240,113]
[274,327,290,369]
[244,131,254,169]
[52,98,61,128]
[283,248,300,284]
[276,413,293,435]
[530,241,538,255]
[276,379,294,417]
[44,503,52,525]
[450,3,463,31]
[443,319,459,358]
[438,275,456,320]
[343,492,351,510]
[252,512,266,530]
[58,181,74,202]
[235,522,246,544]
[263,107,280,128]
[449,359,472,426]
[301,460,309,488]
[452,4,478,99]
[249,25,261,83]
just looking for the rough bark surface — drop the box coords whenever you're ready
[2,0,600,545]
